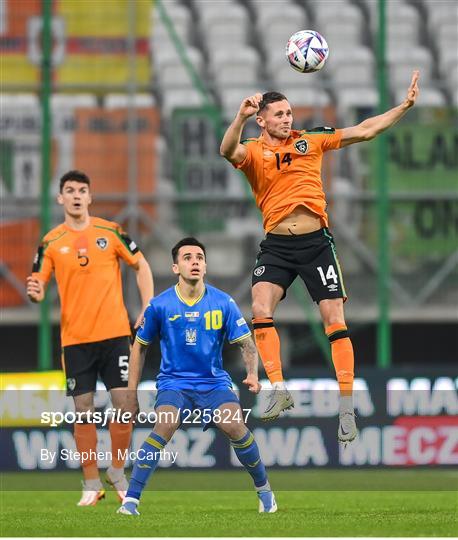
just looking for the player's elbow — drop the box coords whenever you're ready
[219,144,231,159]
[365,130,377,141]
[359,127,376,141]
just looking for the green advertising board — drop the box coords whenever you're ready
[365,107,458,264]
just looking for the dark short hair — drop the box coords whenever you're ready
[258,91,288,113]
[59,170,90,192]
[172,237,206,263]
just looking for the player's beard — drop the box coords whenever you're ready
[269,125,291,140]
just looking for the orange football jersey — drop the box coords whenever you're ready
[32,217,142,347]
[235,127,342,231]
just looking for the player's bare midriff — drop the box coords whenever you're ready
[269,205,322,235]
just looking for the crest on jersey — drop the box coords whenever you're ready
[96,237,108,250]
[294,139,308,154]
[185,328,197,345]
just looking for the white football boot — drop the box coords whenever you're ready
[261,388,294,421]
[77,479,105,506]
[338,411,358,444]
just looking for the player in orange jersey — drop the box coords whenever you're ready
[220,71,420,441]
[26,170,154,505]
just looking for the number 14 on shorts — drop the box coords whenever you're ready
[317,265,338,286]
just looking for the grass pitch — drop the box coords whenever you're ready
[1,470,457,537]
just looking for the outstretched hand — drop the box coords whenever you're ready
[238,93,263,119]
[404,70,419,108]
[243,374,262,394]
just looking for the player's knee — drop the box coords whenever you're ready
[251,299,272,318]
[222,422,247,441]
[73,399,94,417]
[322,314,346,329]
[153,422,178,442]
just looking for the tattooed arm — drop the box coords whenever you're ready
[236,336,262,394]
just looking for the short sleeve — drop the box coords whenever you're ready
[32,241,53,284]
[224,297,251,344]
[136,302,160,346]
[233,140,258,179]
[113,223,143,266]
[321,128,342,151]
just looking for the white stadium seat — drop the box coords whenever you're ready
[386,21,420,50]
[255,3,306,32]
[0,94,39,107]
[336,87,378,112]
[315,2,363,28]
[320,21,364,47]
[211,47,260,87]
[155,47,204,90]
[204,20,250,52]
[326,45,375,72]
[331,63,374,87]
[152,2,191,46]
[280,87,331,107]
[387,47,433,89]
[271,61,321,88]
[51,94,97,111]
[104,94,155,109]
[161,88,207,117]
[309,0,355,20]
[424,0,458,32]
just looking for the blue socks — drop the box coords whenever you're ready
[125,432,167,502]
[125,429,269,505]
[231,430,269,489]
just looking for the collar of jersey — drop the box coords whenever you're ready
[174,284,206,306]
[260,131,299,148]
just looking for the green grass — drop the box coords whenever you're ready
[1,471,457,537]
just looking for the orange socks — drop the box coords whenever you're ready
[325,323,354,396]
[252,317,284,384]
[109,421,133,468]
[73,422,99,480]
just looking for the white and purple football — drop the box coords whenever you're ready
[286,30,329,73]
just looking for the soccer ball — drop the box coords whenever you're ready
[286,30,329,73]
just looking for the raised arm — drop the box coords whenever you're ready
[220,93,263,164]
[340,70,419,147]
[236,335,262,394]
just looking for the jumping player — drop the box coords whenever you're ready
[220,71,420,441]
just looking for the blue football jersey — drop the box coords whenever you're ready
[136,284,251,390]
